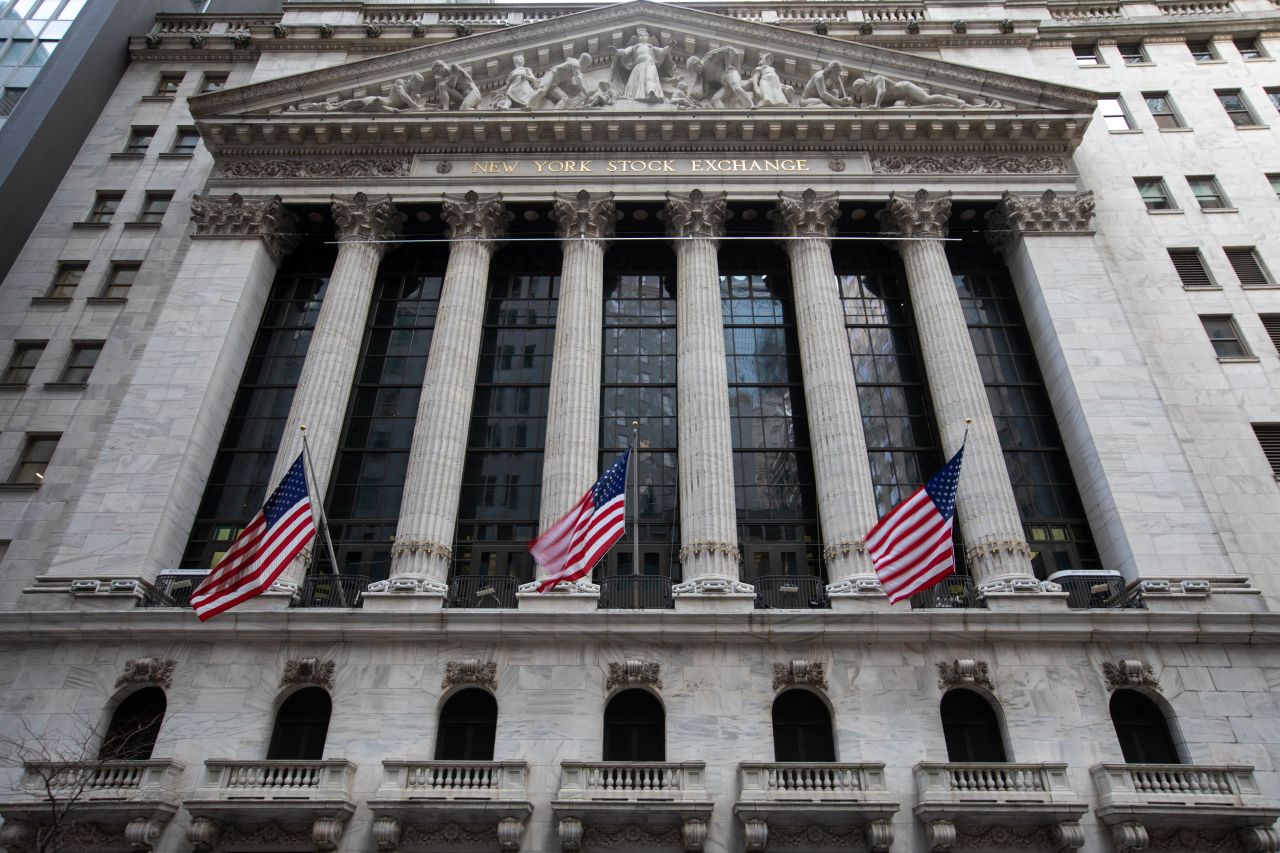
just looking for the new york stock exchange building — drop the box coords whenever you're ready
[3,0,1280,851]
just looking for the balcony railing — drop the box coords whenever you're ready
[197,760,356,801]
[597,575,674,610]
[1092,764,1267,808]
[292,574,367,609]
[916,762,1081,805]
[753,575,829,610]
[447,575,519,609]
[910,575,986,609]
[738,762,887,801]
[18,760,184,800]
[557,762,707,802]
[137,570,209,607]
[1049,571,1143,610]
[375,760,529,801]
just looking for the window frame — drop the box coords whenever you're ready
[1098,96,1135,131]
[1267,88,1280,115]
[1269,174,1280,200]
[1167,248,1217,289]
[1234,35,1266,60]
[1224,246,1275,288]
[1143,91,1185,129]
[198,72,228,93]
[1254,423,1280,479]
[58,340,103,385]
[121,126,156,155]
[86,191,124,225]
[1199,315,1253,360]
[1187,38,1219,62]
[1117,41,1148,65]
[2,341,46,385]
[9,433,60,484]
[1072,42,1103,67]
[152,72,183,97]
[1134,177,1177,212]
[1217,90,1261,127]
[46,262,86,299]
[0,86,26,117]
[168,126,199,156]
[136,191,173,224]
[1186,175,1231,211]
[99,262,140,300]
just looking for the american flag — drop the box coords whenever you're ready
[190,453,316,620]
[531,449,630,592]
[866,445,965,603]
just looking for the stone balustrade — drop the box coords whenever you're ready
[917,761,1079,802]
[375,760,529,800]
[369,761,533,851]
[557,761,708,802]
[1092,763,1268,807]
[738,761,887,801]
[197,759,356,800]
[20,760,184,799]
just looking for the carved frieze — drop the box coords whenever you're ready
[190,193,299,263]
[582,822,683,849]
[552,190,616,241]
[215,822,312,849]
[607,659,662,690]
[442,191,507,247]
[937,659,994,691]
[116,657,176,689]
[665,190,728,240]
[331,192,402,243]
[871,155,1069,175]
[881,189,952,239]
[218,158,412,179]
[402,822,496,847]
[1102,659,1159,690]
[955,824,1055,850]
[775,189,840,239]
[280,657,335,689]
[443,659,498,690]
[768,823,866,849]
[987,189,1096,254]
[772,659,828,692]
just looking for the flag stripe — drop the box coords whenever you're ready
[532,450,630,592]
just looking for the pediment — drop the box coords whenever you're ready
[189,0,1098,159]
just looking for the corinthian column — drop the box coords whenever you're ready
[272,192,401,590]
[880,190,1036,592]
[775,190,881,595]
[538,191,614,553]
[378,192,505,604]
[665,190,748,596]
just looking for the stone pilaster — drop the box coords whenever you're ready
[775,190,881,594]
[665,190,747,595]
[537,192,614,564]
[271,193,401,590]
[380,192,505,603]
[881,190,1036,592]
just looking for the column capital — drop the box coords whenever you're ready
[441,190,506,248]
[330,192,402,244]
[552,190,616,241]
[879,189,952,240]
[986,189,1096,255]
[775,188,840,240]
[665,189,727,241]
[189,193,299,263]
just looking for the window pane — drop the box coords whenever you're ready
[62,342,101,383]
[3,342,44,383]
[0,86,24,115]
[0,38,31,64]
[49,263,83,297]
[1098,98,1132,131]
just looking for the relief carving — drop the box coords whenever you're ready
[404,822,496,847]
[776,189,840,239]
[280,657,335,689]
[772,659,828,691]
[936,659,994,691]
[665,189,727,240]
[1102,659,1159,690]
[296,72,428,112]
[218,158,412,179]
[527,54,595,110]
[441,191,506,245]
[987,190,1096,254]
[552,190,616,241]
[871,155,1069,175]
[331,192,402,243]
[443,658,497,690]
[607,27,678,103]
[493,53,539,110]
[190,193,299,263]
[116,657,176,689]
[582,823,683,849]
[769,823,866,849]
[881,189,952,238]
[687,46,755,109]
[607,659,662,690]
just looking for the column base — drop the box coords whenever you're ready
[516,579,599,611]
[673,577,756,614]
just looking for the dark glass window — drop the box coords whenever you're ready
[1187,39,1217,62]
[722,245,820,582]
[772,689,836,762]
[325,248,444,581]
[101,263,139,299]
[122,126,155,155]
[10,433,58,483]
[99,687,165,761]
[48,262,85,298]
[434,689,498,760]
[267,687,330,760]
[153,73,182,96]
[597,238,679,579]
[60,341,102,383]
[183,240,334,569]
[941,689,1006,762]
[0,87,25,116]
[949,237,1099,579]
[138,192,172,223]
[453,248,559,583]
[170,127,199,155]
[3,341,45,384]
[1111,690,1180,764]
[1217,90,1258,127]
[199,73,228,93]
[88,192,123,224]
[1144,92,1183,129]
[603,689,664,761]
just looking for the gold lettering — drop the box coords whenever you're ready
[663,160,675,172]
[503,161,518,173]
[691,160,704,172]
[748,160,763,171]
[797,160,810,172]
[608,161,619,172]
[533,160,548,173]
[763,160,780,171]
[731,160,747,171]
[778,159,795,171]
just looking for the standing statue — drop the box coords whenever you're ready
[799,61,852,107]
[608,26,678,102]
[687,45,754,109]
[493,54,539,110]
[850,73,968,108]
[526,53,594,110]
[748,52,791,108]
[294,72,427,113]
[430,60,482,111]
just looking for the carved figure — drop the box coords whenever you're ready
[608,27,677,102]
[748,52,791,107]
[687,45,754,109]
[296,72,426,113]
[527,53,594,110]
[493,53,539,110]
[669,81,697,110]
[851,73,968,108]
[799,61,851,107]
[430,60,482,111]
[582,81,618,109]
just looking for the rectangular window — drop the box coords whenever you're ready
[1098,97,1134,131]
[1217,90,1259,126]
[47,262,85,299]
[1118,42,1147,64]
[199,73,227,93]
[1187,176,1229,210]
[86,191,123,224]
[10,434,59,484]
[1235,35,1264,60]
[1200,315,1251,358]
[1260,314,1280,355]
[101,263,139,299]
[1144,92,1184,129]
[1168,248,1215,288]
[169,127,199,155]
[122,126,155,154]
[60,341,102,384]
[1225,247,1273,287]
[1135,178,1176,211]
[0,87,25,116]
[153,73,183,97]
[1268,174,1280,199]
[137,192,172,223]
[1188,39,1217,62]
[1073,42,1102,66]
[1253,424,1280,478]
[2,342,46,385]
[1268,88,1280,113]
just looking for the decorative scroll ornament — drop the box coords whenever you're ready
[1102,659,1159,690]
[281,657,335,690]
[552,190,616,241]
[187,817,220,852]
[872,155,1069,175]
[665,190,728,240]
[607,659,662,690]
[937,659,994,691]
[218,158,412,180]
[880,189,952,239]
[441,191,506,247]
[312,817,346,852]
[443,659,497,690]
[331,192,402,243]
[772,659,827,691]
[775,189,840,239]
[744,818,768,851]
[497,817,525,852]
[116,657,176,689]
[190,193,300,263]
[1111,821,1149,852]
[987,189,1096,254]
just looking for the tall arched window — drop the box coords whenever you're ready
[603,689,664,761]
[1110,690,1180,764]
[99,687,166,761]
[772,689,835,762]
[941,689,1007,762]
[434,689,498,761]
[267,687,331,760]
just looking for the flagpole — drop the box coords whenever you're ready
[299,425,342,579]
[631,420,640,576]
